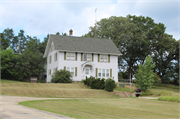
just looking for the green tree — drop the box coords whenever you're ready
[1,28,15,50]
[18,30,27,54]
[134,56,155,91]
[83,16,147,80]
[14,36,45,81]
[1,48,17,80]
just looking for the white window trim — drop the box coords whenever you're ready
[83,54,92,61]
[66,67,75,76]
[100,55,108,63]
[66,52,75,61]
[98,68,110,78]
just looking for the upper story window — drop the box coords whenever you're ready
[54,53,57,61]
[100,55,108,62]
[66,53,75,61]
[50,45,54,53]
[49,55,51,64]
[83,54,92,61]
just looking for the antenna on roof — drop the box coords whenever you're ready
[95,8,97,38]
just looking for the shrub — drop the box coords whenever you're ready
[37,80,46,83]
[105,78,116,92]
[51,69,72,83]
[158,91,172,96]
[86,76,95,86]
[158,96,179,103]
[140,90,153,96]
[90,78,100,89]
[99,78,105,89]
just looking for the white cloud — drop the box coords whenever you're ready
[0,0,179,40]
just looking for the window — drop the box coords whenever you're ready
[83,54,92,61]
[98,69,101,77]
[53,68,55,73]
[49,55,51,64]
[106,69,109,77]
[66,67,75,76]
[98,69,110,78]
[56,67,58,71]
[49,69,51,75]
[54,53,57,61]
[85,69,89,75]
[100,55,108,62]
[50,45,53,52]
[102,69,105,77]
[66,53,75,61]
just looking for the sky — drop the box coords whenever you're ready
[0,0,179,42]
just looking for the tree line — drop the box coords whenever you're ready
[83,15,179,85]
[1,15,179,85]
[1,29,66,81]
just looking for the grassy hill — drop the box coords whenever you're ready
[0,79,117,98]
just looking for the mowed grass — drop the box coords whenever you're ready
[149,85,179,97]
[19,98,179,119]
[0,79,117,98]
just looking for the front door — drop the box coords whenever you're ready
[84,68,90,78]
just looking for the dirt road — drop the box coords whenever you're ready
[0,95,73,119]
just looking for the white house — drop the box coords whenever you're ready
[43,30,122,82]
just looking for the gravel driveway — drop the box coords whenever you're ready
[0,95,74,119]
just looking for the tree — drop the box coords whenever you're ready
[14,36,45,81]
[1,28,15,50]
[83,16,148,80]
[1,48,17,80]
[18,30,27,54]
[134,56,155,91]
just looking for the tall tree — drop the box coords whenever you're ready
[18,30,27,54]
[14,36,45,81]
[1,28,15,50]
[83,16,148,79]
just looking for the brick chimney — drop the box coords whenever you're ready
[69,29,73,36]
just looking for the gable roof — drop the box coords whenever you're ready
[43,34,121,57]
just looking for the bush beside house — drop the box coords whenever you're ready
[51,69,72,83]
[84,76,116,92]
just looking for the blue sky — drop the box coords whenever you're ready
[0,0,179,42]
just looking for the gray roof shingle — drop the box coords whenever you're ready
[44,35,121,57]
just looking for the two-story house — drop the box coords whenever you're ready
[43,30,121,82]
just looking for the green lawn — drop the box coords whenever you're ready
[0,79,117,98]
[19,98,179,119]
[149,85,179,97]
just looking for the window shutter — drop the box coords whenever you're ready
[64,52,66,60]
[108,55,110,63]
[92,54,94,62]
[98,54,100,62]
[75,52,77,61]
[81,53,83,61]
[110,69,112,77]
[75,67,77,76]
[96,68,98,77]
[64,66,66,70]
